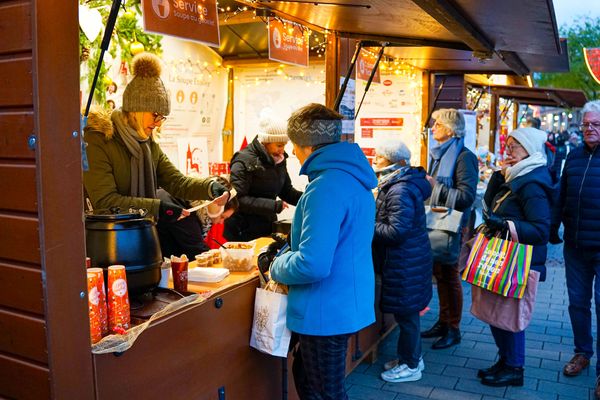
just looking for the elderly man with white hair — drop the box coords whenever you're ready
[421,108,479,350]
[553,100,600,399]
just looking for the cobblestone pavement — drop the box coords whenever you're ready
[347,242,598,399]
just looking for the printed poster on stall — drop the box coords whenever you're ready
[356,49,381,84]
[142,0,220,47]
[339,77,356,138]
[268,18,309,67]
[177,137,209,177]
[354,75,422,165]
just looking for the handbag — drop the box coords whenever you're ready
[425,184,464,264]
[250,280,292,357]
[470,270,540,332]
[462,232,532,299]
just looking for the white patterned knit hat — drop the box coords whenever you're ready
[257,116,289,143]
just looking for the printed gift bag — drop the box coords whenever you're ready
[461,232,533,299]
[250,281,292,357]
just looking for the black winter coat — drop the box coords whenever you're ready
[373,167,433,315]
[156,189,209,259]
[428,147,479,214]
[224,136,303,241]
[556,144,600,249]
[483,167,553,281]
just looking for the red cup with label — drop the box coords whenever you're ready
[87,271,103,344]
[107,265,130,332]
[88,268,108,335]
[170,255,189,293]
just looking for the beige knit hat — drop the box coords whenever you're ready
[122,53,170,116]
[257,115,289,143]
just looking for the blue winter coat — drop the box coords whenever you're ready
[372,167,433,315]
[556,144,600,249]
[483,167,553,281]
[270,142,377,336]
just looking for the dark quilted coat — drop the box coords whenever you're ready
[483,167,553,281]
[372,167,433,315]
[557,144,600,249]
[224,136,302,241]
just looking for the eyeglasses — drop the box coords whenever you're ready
[505,143,524,153]
[579,122,600,131]
[153,113,167,124]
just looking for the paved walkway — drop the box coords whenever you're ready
[347,242,598,400]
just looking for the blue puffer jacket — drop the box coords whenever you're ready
[557,144,600,249]
[373,167,433,315]
[483,167,553,281]
[270,142,377,336]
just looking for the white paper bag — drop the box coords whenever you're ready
[250,287,292,357]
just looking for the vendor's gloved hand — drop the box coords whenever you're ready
[549,227,563,244]
[210,180,229,199]
[483,213,507,235]
[159,200,183,223]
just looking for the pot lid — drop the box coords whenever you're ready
[85,207,149,221]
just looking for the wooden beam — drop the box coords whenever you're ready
[219,10,259,26]
[342,32,471,51]
[325,32,341,109]
[420,70,431,168]
[489,93,498,153]
[409,0,494,53]
[496,50,529,76]
[222,68,235,162]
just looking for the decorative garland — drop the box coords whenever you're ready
[79,0,162,107]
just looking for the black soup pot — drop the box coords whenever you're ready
[85,208,162,295]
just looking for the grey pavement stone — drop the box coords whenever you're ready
[456,378,506,397]
[381,381,434,398]
[443,365,480,379]
[423,352,468,367]
[525,367,559,382]
[454,347,498,361]
[346,372,385,389]
[429,387,483,400]
[346,384,398,400]
[505,387,558,400]
[536,380,591,398]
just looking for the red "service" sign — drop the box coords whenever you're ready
[356,49,380,83]
[268,18,309,67]
[141,0,220,47]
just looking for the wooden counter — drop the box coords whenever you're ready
[92,238,395,400]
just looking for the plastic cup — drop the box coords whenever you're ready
[107,265,130,332]
[170,256,189,292]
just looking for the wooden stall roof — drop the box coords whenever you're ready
[472,84,588,108]
[220,0,568,74]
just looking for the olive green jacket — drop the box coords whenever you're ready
[83,109,214,219]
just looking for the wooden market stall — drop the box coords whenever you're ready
[0,0,576,399]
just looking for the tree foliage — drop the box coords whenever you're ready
[534,17,600,101]
[80,0,162,107]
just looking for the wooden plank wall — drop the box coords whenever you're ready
[0,1,50,399]
[0,1,94,398]
[431,74,466,115]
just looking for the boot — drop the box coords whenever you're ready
[481,365,524,387]
[421,321,448,338]
[477,358,506,379]
[431,327,461,349]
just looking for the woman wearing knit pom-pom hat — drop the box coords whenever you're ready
[83,53,229,223]
[224,109,303,242]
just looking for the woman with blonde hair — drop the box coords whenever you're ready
[83,53,228,222]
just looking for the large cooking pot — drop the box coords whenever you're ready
[85,208,162,295]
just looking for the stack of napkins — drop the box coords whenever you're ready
[188,267,230,283]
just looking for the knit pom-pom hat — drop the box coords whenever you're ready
[122,52,170,116]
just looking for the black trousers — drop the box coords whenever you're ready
[292,333,351,400]
[395,312,421,369]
